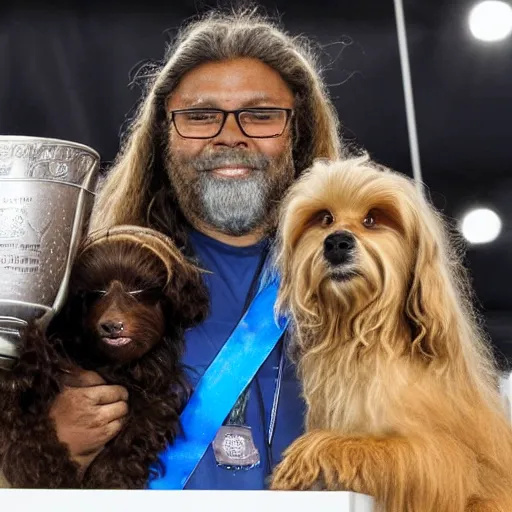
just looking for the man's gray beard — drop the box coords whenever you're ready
[198,171,268,236]
[166,145,295,237]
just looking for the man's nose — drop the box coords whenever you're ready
[213,112,248,147]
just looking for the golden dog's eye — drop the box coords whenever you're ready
[319,210,334,227]
[363,212,376,228]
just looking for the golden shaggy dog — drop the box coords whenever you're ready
[269,156,512,511]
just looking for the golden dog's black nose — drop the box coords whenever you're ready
[324,231,355,265]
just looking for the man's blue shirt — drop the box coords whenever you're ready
[181,230,305,489]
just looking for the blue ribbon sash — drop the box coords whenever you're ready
[149,279,287,490]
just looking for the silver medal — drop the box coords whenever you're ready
[212,425,260,470]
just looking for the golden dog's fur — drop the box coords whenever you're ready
[270,156,512,511]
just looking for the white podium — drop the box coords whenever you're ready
[0,490,374,511]
[500,372,512,423]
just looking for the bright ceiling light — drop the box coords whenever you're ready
[469,1,512,42]
[461,207,502,244]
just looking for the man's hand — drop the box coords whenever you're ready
[49,369,129,471]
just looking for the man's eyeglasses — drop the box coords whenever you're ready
[168,107,293,139]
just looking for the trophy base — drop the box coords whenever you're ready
[0,354,17,370]
[0,306,55,369]
[0,316,27,368]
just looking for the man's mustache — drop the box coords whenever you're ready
[191,150,270,172]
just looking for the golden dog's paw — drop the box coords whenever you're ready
[270,430,340,491]
[270,452,321,490]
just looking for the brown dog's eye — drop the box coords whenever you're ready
[81,290,107,305]
[363,211,376,228]
[318,210,334,227]
[129,287,162,303]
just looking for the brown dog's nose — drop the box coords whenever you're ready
[100,321,124,336]
[324,231,355,266]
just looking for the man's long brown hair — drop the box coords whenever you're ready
[90,6,342,251]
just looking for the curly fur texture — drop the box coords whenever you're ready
[270,156,512,511]
[0,324,80,488]
[0,226,208,488]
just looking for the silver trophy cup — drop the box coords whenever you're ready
[0,136,100,369]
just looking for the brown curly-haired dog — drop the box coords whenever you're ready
[270,157,512,511]
[0,226,208,489]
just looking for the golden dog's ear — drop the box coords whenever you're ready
[404,201,470,364]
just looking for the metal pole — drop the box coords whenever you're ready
[393,0,424,193]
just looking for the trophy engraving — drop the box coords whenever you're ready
[0,136,100,368]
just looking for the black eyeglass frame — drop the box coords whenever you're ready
[168,107,294,139]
